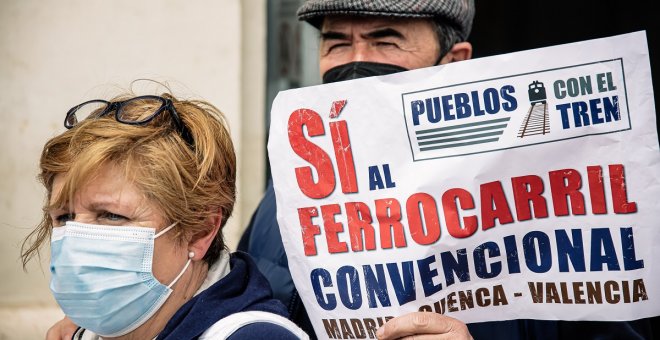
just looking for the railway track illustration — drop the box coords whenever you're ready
[519,81,550,138]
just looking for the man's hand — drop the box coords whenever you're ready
[376,312,473,340]
[45,316,77,340]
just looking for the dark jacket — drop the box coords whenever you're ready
[237,181,316,339]
[239,182,659,339]
[158,251,300,340]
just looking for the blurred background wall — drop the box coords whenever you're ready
[0,0,266,338]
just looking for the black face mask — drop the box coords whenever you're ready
[322,61,409,84]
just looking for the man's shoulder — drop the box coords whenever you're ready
[467,318,659,340]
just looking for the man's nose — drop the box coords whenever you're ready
[349,41,373,62]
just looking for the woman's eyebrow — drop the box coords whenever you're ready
[86,197,123,212]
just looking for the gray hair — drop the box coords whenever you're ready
[434,20,465,62]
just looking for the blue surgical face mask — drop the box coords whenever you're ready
[50,221,190,337]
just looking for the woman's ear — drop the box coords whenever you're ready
[187,210,223,261]
[440,41,473,64]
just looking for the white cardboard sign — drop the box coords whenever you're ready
[267,31,660,339]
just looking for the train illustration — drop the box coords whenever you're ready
[528,80,547,105]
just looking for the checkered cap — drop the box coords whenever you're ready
[297,0,475,39]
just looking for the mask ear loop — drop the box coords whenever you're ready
[153,222,193,288]
[154,222,178,238]
[167,252,193,289]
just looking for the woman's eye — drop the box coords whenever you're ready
[100,212,128,222]
[54,213,74,225]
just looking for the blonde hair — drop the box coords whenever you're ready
[21,91,236,267]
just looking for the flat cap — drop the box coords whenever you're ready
[297,0,475,39]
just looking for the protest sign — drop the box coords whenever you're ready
[267,31,660,339]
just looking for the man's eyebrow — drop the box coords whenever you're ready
[320,31,349,40]
[363,27,405,39]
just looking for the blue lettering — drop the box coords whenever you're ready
[386,262,416,305]
[473,241,502,279]
[555,229,586,272]
[336,266,362,309]
[621,227,644,270]
[590,228,620,271]
[442,95,455,121]
[472,91,485,116]
[603,96,620,122]
[411,86,517,125]
[417,255,442,296]
[503,235,521,273]
[500,85,518,111]
[523,231,552,273]
[311,268,337,310]
[426,97,442,124]
[411,100,425,126]
[556,96,620,130]
[455,92,471,118]
[368,165,384,190]
[369,164,396,190]
[590,98,605,124]
[382,164,396,188]
[441,248,470,286]
[572,101,590,127]
[557,103,572,129]
[362,264,392,308]
[483,88,500,114]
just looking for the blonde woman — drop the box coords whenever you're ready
[22,91,307,339]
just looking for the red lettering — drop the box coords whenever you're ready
[442,188,478,238]
[374,198,407,249]
[321,204,348,253]
[298,207,320,256]
[288,109,335,199]
[549,169,585,216]
[345,202,376,251]
[480,181,514,230]
[609,164,637,213]
[406,193,441,245]
[587,166,607,214]
[511,175,548,221]
[330,120,358,193]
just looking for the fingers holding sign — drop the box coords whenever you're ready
[376,312,473,340]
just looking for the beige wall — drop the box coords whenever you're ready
[0,0,266,338]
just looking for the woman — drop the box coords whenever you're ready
[21,91,308,339]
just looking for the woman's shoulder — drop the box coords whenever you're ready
[199,311,308,340]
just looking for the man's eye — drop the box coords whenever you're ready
[328,43,350,51]
[376,41,397,47]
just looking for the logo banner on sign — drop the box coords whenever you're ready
[267,31,660,339]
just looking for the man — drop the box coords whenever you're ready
[241,0,475,339]
[240,0,658,339]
